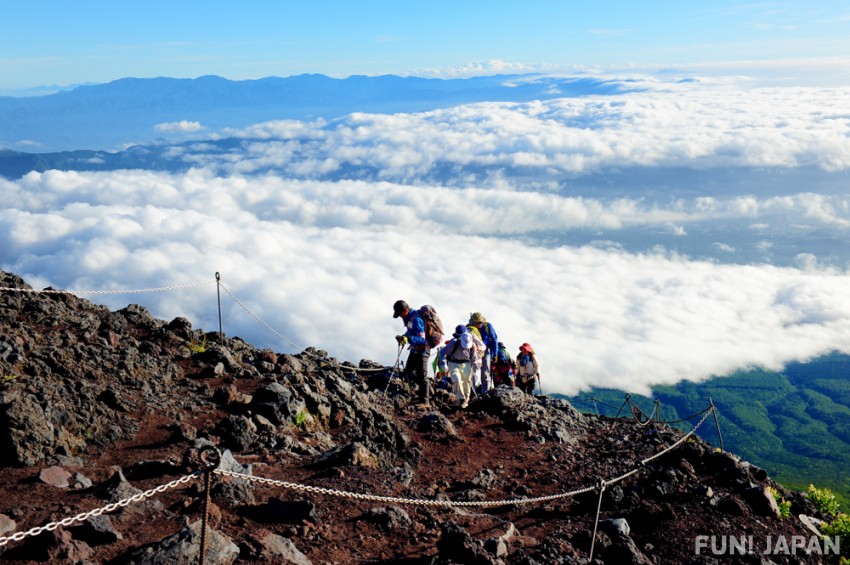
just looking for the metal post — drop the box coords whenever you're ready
[197,446,221,565]
[615,393,631,418]
[709,397,724,452]
[588,479,606,561]
[215,272,223,346]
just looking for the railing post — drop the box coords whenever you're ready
[198,446,221,565]
[709,397,724,452]
[215,272,223,346]
[615,393,631,418]
[588,479,606,561]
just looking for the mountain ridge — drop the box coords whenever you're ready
[567,355,850,509]
[0,73,632,153]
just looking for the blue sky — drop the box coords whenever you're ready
[2,0,850,91]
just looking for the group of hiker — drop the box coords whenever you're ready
[392,300,540,409]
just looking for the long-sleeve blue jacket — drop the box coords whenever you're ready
[402,310,428,352]
[478,322,498,356]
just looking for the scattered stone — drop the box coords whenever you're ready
[257,532,312,564]
[39,465,72,488]
[416,411,458,438]
[71,472,93,490]
[124,520,239,564]
[0,514,16,536]
[47,528,94,563]
[470,468,498,490]
[363,506,413,531]
[73,515,123,545]
[320,442,378,469]
[437,521,499,565]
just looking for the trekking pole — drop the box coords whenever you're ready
[535,373,542,395]
[383,343,404,395]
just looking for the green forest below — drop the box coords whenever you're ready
[565,352,850,508]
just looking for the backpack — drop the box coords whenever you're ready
[496,344,512,365]
[418,305,444,350]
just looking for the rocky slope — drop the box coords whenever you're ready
[0,270,838,564]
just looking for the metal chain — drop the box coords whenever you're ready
[0,281,214,295]
[641,407,714,465]
[655,406,712,425]
[218,283,305,352]
[217,282,387,374]
[0,473,199,548]
[211,405,716,511]
[214,469,597,508]
[0,407,718,550]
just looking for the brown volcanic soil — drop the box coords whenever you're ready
[0,270,837,564]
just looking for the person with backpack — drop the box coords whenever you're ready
[516,343,540,395]
[437,325,478,408]
[492,342,516,388]
[468,312,498,394]
[393,300,441,408]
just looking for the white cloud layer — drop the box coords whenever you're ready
[166,83,850,180]
[3,168,850,396]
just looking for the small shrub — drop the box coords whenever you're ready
[2,374,17,382]
[821,513,850,561]
[188,334,207,354]
[808,484,841,517]
[293,409,307,428]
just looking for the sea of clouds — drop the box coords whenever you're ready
[2,76,850,395]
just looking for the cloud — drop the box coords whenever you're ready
[417,59,552,78]
[3,168,850,397]
[154,120,204,134]
[172,83,850,180]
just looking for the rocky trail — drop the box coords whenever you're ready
[0,270,837,564]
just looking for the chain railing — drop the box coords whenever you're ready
[0,473,199,548]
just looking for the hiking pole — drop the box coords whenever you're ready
[384,343,404,395]
[535,373,542,395]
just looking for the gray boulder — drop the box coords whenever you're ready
[125,520,239,564]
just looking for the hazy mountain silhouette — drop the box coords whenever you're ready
[0,74,632,152]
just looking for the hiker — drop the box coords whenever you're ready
[468,312,498,394]
[393,299,432,407]
[438,325,478,408]
[465,323,487,391]
[432,340,452,391]
[492,341,516,388]
[516,342,540,395]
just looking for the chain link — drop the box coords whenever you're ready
[0,473,199,548]
[0,281,214,296]
[218,283,305,352]
[641,407,714,465]
[212,404,715,510]
[217,282,386,374]
[214,469,596,507]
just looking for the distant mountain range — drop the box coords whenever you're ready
[566,352,850,507]
[0,73,631,153]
